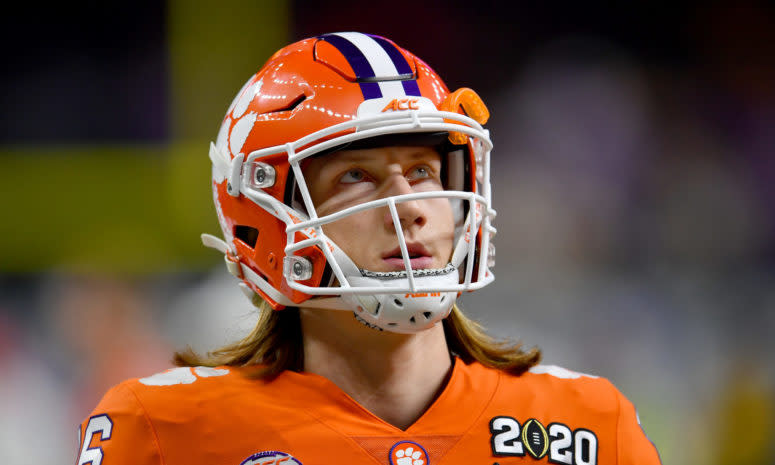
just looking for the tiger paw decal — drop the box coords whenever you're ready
[390,441,429,465]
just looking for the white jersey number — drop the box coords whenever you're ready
[490,416,524,455]
[77,414,113,465]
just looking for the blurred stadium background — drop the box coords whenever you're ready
[1,1,773,463]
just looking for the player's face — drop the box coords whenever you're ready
[304,146,455,272]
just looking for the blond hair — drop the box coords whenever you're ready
[175,295,540,378]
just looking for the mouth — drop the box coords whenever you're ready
[381,243,434,270]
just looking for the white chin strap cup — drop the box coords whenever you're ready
[338,267,458,334]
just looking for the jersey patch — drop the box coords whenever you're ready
[521,418,549,459]
[489,416,599,465]
[389,441,429,465]
[239,451,302,465]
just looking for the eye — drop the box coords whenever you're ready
[406,165,433,182]
[339,169,367,184]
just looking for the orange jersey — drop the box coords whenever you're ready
[77,359,660,464]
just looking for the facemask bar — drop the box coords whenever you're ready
[234,108,495,296]
[283,189,493,295]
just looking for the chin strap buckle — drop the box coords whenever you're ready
[201,233,244,279]
[223,251,244,280]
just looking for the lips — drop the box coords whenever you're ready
[381,243,434,270]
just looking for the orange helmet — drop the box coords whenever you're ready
[203,32,495,333]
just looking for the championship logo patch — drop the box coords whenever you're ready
[239,451,302,465]
[521,418,548,459]
[389,440,429,465]
[489,416,599,464]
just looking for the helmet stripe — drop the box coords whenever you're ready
[318,33,383,99]
[369,35,421,96]
[334,32,399,79]
[321,32,421,100]
[333,32,407,99]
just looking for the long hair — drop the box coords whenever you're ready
[174,295,541,378]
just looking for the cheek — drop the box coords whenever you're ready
[319,211,379,261]
[429,198,455,230]
[426,198,456,248]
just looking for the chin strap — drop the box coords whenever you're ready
[202,230,357,311]
[284,242,384,312]
[201,233,298,307]
[202,233,457,333]
[201,233,364,311]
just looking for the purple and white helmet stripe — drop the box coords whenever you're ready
[318,32,421,100]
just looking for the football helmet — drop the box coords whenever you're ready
[203,32,495,333]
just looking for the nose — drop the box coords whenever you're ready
[383,176,427,230]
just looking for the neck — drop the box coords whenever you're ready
[299,308,453,430]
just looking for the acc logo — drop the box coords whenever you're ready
[389,440,429,465]
[382,98,420,112]
[490,416,598,465]
[239,451,302,465]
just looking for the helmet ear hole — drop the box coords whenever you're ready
[234,225,258,248]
